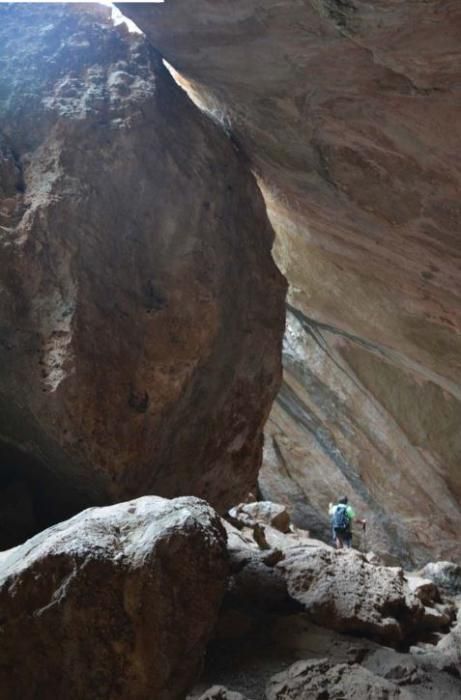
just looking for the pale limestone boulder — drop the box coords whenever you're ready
[0,496,228,700]
[228,502,291,534]
[278,548,448,645]
[421,562,461,595]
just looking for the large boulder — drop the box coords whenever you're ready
[0,3,286,540]
[277,547,451,645]
[0,495,228,700]
[120,0,461,565]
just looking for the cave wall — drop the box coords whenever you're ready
[120,1,461,562]
[0,3,286,543]
[260,309,461,567]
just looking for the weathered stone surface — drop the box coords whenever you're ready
[224,505,327,555]
[273,652,461,699]
[220,520,289,612]
[188,564,461,700]
[120,0,461,564]
[0,3,286,535]
[0,495,228,700]
[266,659,407,700]
[194,686,253,700]
[432,612,461,671]
[415,607,461,676]
[363,646,461,699]
[278,547,450,645]
[191,605,461,700]
[421,561,461,595]
[228,551,289,612]
[228,502,291,534]
[405,574,440,606]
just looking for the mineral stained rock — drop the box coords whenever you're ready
[0,3,286,534]
[120,1,461,564]
[0,495,228,700]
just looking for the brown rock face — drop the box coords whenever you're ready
[0,496,228,700]
[0,4,286,538]
[260,308,461,566]
[120,1,461,564]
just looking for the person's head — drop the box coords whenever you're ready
[338,496,348,505]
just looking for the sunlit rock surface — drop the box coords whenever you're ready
[0,496,228,699]
[120,1,461,563]
[0,3,286,538]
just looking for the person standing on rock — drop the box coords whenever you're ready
[328,497,366,549]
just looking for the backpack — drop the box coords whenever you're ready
[332,504,350,531]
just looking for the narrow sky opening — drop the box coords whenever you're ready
[100,2,164,35]
[109,4,141,33]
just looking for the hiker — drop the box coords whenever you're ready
[328,497,366,549]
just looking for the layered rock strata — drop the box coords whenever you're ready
[120,0,461,563]
[0,3,286,540]
[260,309,461,566]
[0,495,228,700]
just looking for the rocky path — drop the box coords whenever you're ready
[189,502,461,700]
